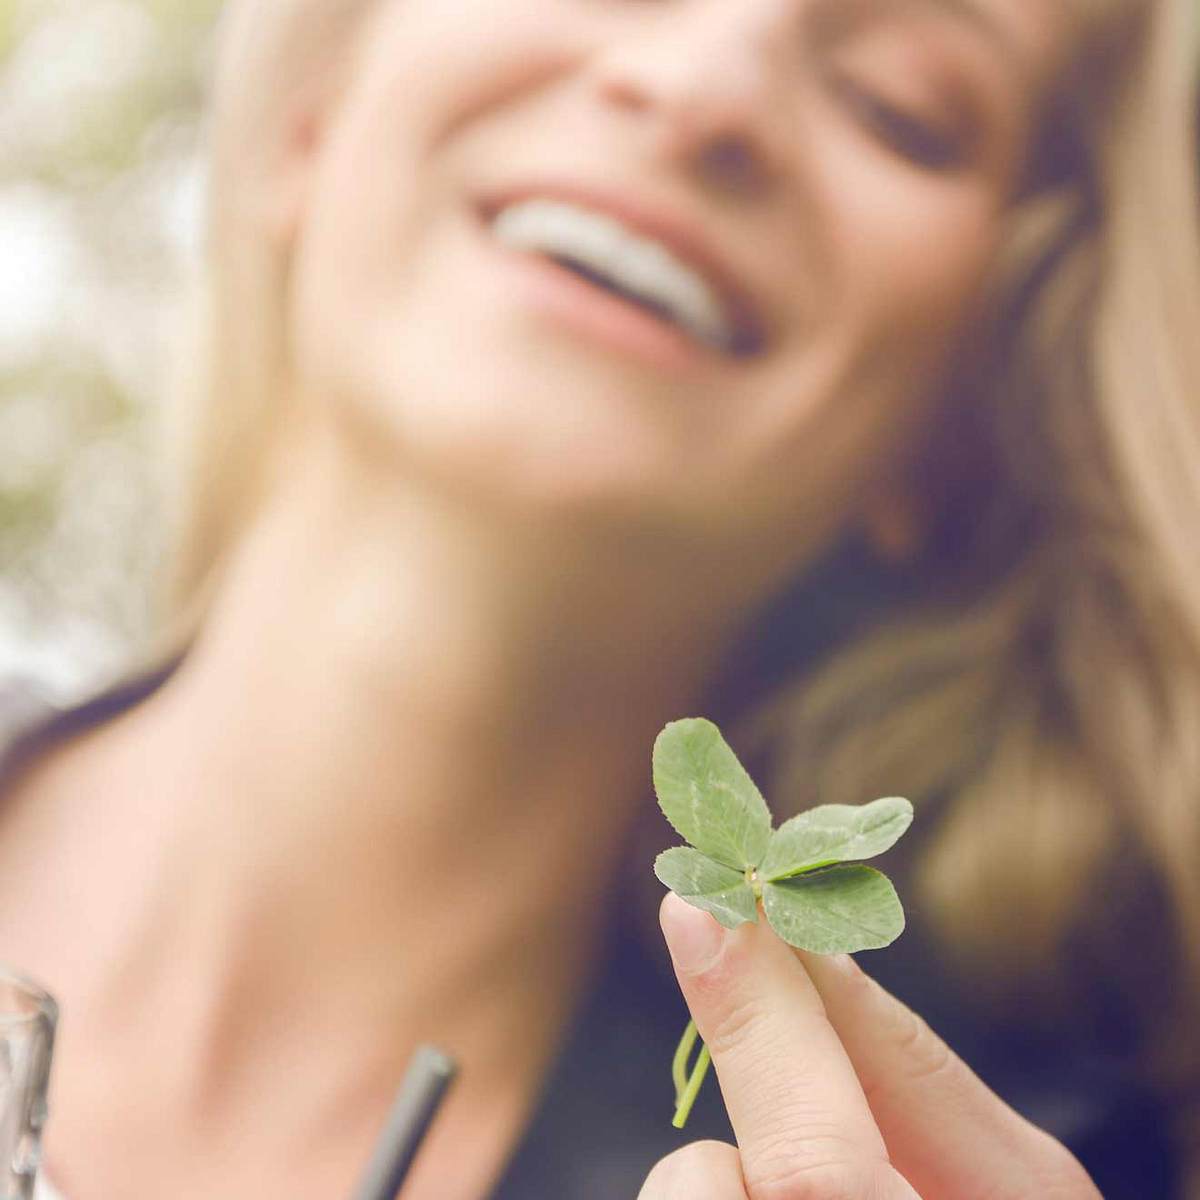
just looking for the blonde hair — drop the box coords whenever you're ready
[158,0,374,637]
[728,0,1200,1108]
[162,0,1198,1115]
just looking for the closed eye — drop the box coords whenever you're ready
[826,71,970,172]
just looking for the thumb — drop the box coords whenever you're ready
[660,893,909,1200]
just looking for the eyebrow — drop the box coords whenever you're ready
[809,0,1035,89]
[911,0,1030,79]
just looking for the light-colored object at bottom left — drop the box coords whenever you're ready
[0,968,56,1200]
[31,1174,61,1200]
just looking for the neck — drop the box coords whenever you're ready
[36,416,793,1106]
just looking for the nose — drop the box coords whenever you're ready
[589,0,798,199]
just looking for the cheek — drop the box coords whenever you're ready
[715,174,1002,541]
[304,0,581,236]
[287,0,592,394]
[350,0,589,157]
[830,178,999,366]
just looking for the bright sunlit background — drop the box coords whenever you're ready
[0,0,219,697]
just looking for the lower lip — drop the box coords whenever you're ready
[482,233,725,376]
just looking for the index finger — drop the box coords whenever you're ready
[794,951,1101,1199]
[660,893,917,1200]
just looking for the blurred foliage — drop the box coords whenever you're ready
[0,0,220,693]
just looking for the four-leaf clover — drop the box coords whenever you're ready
[652,717,913,1126]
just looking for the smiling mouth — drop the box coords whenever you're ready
[482,194,767,361]
[543,253,764,360]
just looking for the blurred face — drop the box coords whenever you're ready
[282,0,1068,567]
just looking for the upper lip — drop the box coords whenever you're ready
[478,180,768,357]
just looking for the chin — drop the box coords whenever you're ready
[323,371,677,534]
[313,309,695,526]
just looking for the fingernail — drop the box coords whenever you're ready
[660,892,726,975]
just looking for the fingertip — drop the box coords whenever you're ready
[660,893,727,976]
[799,951,863,979]
[795,947,869,998]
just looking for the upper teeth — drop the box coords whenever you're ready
[491,199,736,352]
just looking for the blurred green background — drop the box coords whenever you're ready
[0,0,220,694]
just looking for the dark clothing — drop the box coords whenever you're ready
[0,667,1183,1198]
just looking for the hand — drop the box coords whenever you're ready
[638,893,1101,1200]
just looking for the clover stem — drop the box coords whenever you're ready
[672,1038,712,1130]
[672,1019,700,1104]
[671,1020,712,1128]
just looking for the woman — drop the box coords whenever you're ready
[0,0,1195,1195]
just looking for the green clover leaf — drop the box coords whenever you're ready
[653,847,758,930]
[651,717,914,1127]
[758,795,913,881]
[653,717,772,871]
[761,865,905,954]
